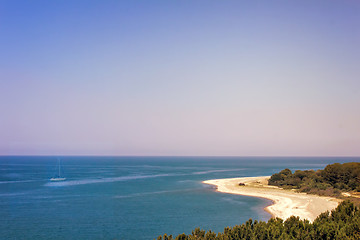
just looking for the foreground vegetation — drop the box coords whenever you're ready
[268,162,360,197]
[157,201,360,240]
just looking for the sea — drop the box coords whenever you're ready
[1,156,358,240]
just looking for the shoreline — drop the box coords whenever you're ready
[203,176,341,222]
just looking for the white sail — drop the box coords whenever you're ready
[50,158,66,181]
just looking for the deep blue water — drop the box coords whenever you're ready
[1,156,358,240]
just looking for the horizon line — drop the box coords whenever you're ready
[0,154,359,158]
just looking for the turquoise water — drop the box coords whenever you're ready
[1,156,358,239]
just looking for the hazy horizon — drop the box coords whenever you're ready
[1,155,360,158]
[1,1,359,156]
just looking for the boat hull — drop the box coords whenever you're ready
[50,177,66,181]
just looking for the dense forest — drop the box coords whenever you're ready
[157,201,360,240]
[268,162,360,197]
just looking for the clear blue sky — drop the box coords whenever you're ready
[1,0,359,156]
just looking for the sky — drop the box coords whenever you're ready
[0,0,359,156]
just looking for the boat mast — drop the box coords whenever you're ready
[58,158,61,177]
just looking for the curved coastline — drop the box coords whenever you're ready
[203,176,341,222]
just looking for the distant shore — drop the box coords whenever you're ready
[203,176,341,222]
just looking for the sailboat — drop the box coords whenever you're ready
[50,158,66,181]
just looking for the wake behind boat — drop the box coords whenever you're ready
[50,158,66,182]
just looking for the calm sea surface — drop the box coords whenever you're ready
[1,156,358,239]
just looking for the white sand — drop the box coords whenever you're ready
[203,176,340,222]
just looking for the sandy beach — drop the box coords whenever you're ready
[203,176,340,222]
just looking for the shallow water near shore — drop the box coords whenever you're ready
[1,156,358,240]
